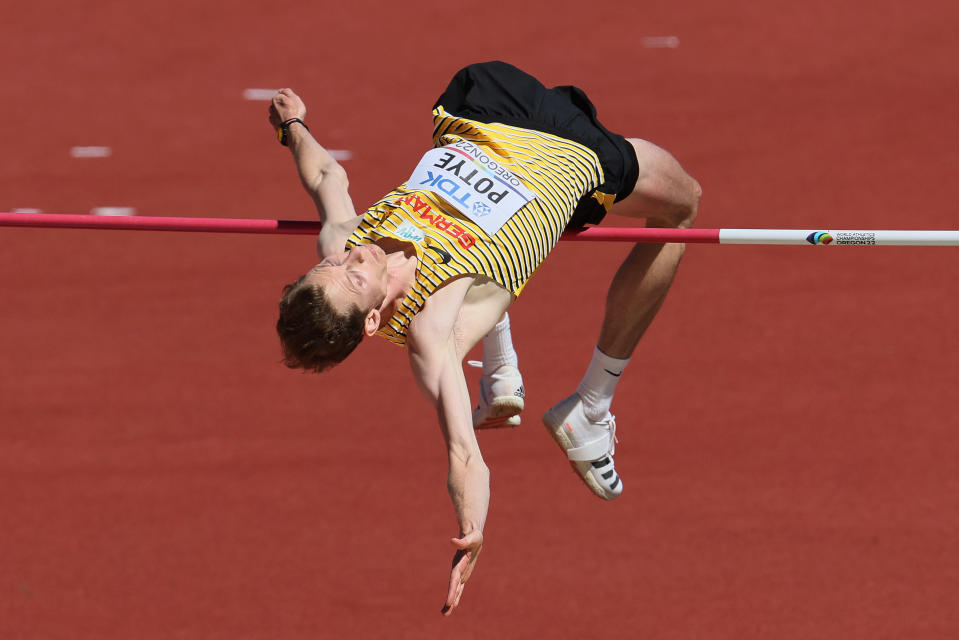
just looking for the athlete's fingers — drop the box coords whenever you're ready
[443,574,467,615]
[442,544,475,615]
[443,567,461,614]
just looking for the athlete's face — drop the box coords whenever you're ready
[302,244,389,319]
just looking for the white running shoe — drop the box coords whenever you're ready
[469,361,525,430]
[542,393,622,500]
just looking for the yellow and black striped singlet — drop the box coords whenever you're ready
[345,106,606,346]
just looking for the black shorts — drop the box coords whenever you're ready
[434,61,639,228]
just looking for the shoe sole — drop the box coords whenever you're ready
[474,396,524,430]
[543,411,616,500]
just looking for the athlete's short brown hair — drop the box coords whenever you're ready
[276,278,366,372]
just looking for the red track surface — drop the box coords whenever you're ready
[2,1,958,638]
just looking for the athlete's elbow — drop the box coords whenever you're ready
[305,160,348,196]
[447,442,487,472]
[447,451,490,487]
[320,161,349,192]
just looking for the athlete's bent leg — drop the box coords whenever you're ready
[598,138,701,359]
[544,139,700,500]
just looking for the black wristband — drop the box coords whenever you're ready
[278,118,309,146]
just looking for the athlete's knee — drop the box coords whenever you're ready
[678,178,702,229]
[667,167,701,229]
[649,176,700,230]
[626,138,702,229]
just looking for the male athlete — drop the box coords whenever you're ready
[271,62,701,615]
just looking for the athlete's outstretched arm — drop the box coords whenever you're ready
[408,309,489,616]
[269,88,358,256]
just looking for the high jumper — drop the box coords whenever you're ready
[271,61,701,615]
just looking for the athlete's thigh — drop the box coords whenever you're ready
[613,138,701,227]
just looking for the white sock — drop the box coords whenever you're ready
[481,313,518,375]
[576,347,630,422]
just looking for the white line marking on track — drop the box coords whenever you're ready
[642,36,680,48]
[91,207,136,216]
[243,88,281,101]
[71,146,112,158]
[11,208,43,213]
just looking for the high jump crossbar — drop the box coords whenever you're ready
[2,212,959,246]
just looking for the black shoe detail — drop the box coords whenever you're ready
[514,386,525,398]
[591,457,611,469]
[604,369,623,377]
[601,469,614,480]
[609,476,621,491]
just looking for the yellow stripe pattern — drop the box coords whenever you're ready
[346,107,605,346]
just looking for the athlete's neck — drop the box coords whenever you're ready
[377,247,418,326]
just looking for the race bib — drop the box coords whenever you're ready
[406,141,537,236]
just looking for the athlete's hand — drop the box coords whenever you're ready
[441,530,483,616]
[269,88,307,128]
